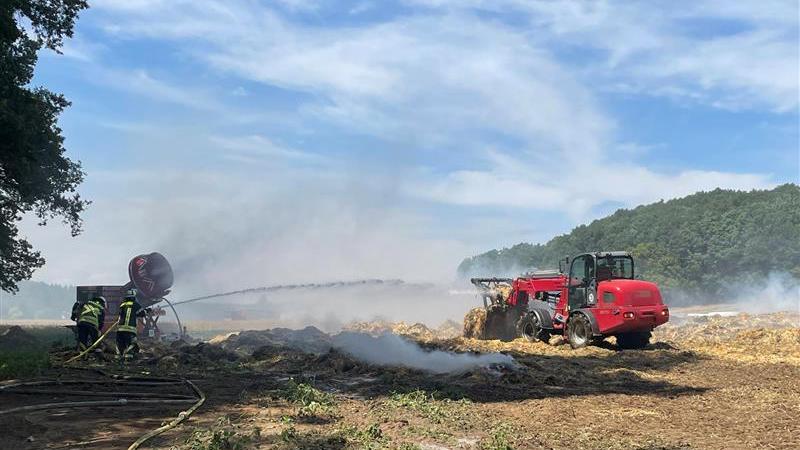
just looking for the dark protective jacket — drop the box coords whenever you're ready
[70,301,84,322]
[117,299,143,334]
[78,300,105,330]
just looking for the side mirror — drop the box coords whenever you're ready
[587,289,597,305]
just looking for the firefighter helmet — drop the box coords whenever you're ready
[94,296,107,307]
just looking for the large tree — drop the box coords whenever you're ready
[0,0,89,292]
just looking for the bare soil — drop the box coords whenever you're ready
[1,312,798,450]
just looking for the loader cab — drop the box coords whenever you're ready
[567,252,634,310]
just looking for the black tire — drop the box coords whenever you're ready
[566,314,593,349]
[616,331,651,349]
[516,313,544,342]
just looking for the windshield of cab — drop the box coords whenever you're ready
[596,255,634,279]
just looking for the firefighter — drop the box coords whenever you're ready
[116,289,143,360]
[76,296,105,351]
[70,298,85,323]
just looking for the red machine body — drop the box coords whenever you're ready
[470,251,669,348]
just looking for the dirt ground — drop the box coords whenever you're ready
[1,311,798,450]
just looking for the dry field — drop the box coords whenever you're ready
[1,312,798,450]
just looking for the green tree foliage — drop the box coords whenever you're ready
[1,281,74,319]
[0,0,89,292]
[458,185,800,303]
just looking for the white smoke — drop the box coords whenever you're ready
[731,272,800,314]
[169,281,479,332]
[332,332,518,374]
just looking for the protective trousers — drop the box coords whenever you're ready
[77,323,99,351]
[116,330,139,358]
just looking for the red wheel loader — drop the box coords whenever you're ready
[464,252,669,349]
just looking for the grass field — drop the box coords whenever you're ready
[0,325,74,380]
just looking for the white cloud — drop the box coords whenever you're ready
[86,0,782,210]
[92,2,612,156]
[406,0,800,112]
[87,67,222,111]
[24,0,787,289]
[209,134,323,163]
[410,149,776,218]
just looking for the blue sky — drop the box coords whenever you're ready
[22,0,799,292]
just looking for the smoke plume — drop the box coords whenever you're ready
[332,331,518,374]
[730,272,800,314]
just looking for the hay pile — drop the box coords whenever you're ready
[655,312,799,344]
[343,320,462,341]
[654,312,800,364]
[138,340,241,370]
[462,307,487,339]
[220,326,332,355]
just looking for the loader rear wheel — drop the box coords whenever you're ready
[516,313,547,342]
[566,314,592,349]
[616,331,651,349]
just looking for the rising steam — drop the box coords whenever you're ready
[332,332,518,374]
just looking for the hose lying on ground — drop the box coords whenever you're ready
[63,319,120,364]
[127,379,206,450]
[0,398,197,416]
[5,388,195,399]
[0,363,206,449]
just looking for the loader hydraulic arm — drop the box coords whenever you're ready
[470,278,514,308]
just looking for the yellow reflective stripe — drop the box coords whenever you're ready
[124,307,132,327]
[118,325,137,333]
[79,303,101,327]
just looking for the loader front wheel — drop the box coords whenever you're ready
[516,313,546,342]
[567,314,592,349]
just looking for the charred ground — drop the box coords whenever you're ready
[1,312,798,450]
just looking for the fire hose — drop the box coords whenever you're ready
[0,370,206,450]
[1,325,206,449]
[63,319,119,364]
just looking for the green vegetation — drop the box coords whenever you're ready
[282,378,336,417]
[0,350,50,379]
[479,423,515,450]
[387,389,471,424]
[0,325,73,379]
[458,185,800,303]
[396,444,422,450]
[1,0,90,293]
[184,417,257,450]
[278,416,298,442]
[278,420,386,450]
[21,325,75,347]
[337,423,387,450]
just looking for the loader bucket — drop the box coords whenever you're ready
[128,252,174,299]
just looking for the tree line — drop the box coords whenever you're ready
[458,184,800,304]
